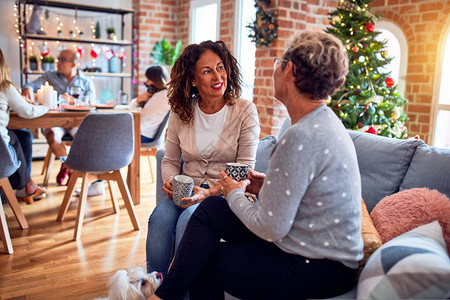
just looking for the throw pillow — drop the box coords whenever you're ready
[357,221,450,300]
[370,188,450,252]
[360,198,383,268]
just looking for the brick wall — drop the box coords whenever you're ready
[253,0,337,137]
[132,0,179,96]
[370,0,450,143]
[132,0,448,143]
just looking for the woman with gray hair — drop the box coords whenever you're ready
[149,31,363,300]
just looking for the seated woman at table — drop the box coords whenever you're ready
[150,30,363,299]
[129,66,170,143]
[146,40,260,277]
[0,49,48,204]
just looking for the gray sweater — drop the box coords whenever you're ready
[228,104,363,268]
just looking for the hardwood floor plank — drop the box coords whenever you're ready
[0,159,157,299]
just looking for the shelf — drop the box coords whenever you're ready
[25,70,132,78]
[24,34,132,46]
[22,0,134,15]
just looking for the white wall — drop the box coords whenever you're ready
[0,0,133,100]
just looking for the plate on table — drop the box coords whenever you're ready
[90,103,117,109]
[61,105,96,112]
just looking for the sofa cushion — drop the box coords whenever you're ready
[254,135,277,174]
[347,131,424,212]
[399,145,450,199]
[357,221,450,300]
[370,188,450,251]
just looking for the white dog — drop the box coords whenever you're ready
[99,267,163,300]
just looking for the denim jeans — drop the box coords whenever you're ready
[146,192,201,275]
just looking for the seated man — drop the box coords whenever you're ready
[22,49,102,195]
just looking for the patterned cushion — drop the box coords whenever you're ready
[357,221,450,299]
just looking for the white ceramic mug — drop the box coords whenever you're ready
[172,175,194,206]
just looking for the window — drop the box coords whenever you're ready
[233,0,256,101]
[432,28,450,148]
[190,0,220,44]
[376,20,408,96]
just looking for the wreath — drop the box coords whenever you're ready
[247,1,278,47]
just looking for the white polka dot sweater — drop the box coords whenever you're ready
[227,104,364,268]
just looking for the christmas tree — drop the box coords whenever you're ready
[325,0,408,139]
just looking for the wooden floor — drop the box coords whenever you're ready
[0,158,158,300]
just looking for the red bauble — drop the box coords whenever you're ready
[352,46,359,53]
[385,77,395,87]
[90,49,98,58]
[365,22,375,32]
[366,126,378,135]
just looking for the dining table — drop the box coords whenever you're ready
[8,107,143,205]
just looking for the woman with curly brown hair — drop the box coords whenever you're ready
[150,31,362,300]
[146,40,260,278]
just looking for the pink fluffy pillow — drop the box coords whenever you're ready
[370,188,450,253]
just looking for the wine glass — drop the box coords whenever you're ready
[69,86,82,105]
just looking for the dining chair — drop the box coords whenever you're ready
[140,112,170,183]
[0,137,29,254]
[41,139,72,186]
[56,113,140,241]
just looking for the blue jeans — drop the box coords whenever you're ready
[146,193,201,275]
[141,135,155,143]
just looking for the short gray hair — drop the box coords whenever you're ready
[283,31,348,100]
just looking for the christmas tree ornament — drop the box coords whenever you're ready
[118,47,126,60]
[331,15,341,25]
[364,22,374,32]
[77,45,84,59]
[358,56,365,63]
[325,96,332,105]
[366,126,378,135]
[390,108,401,120]
[367,105,376,115]
[90,46,101,58]
[38,43,49,57]
[351,46,359,53]
[102,46,114,60]
[357,122,363,129]
[385,77,395,87]
[380,50,388,58]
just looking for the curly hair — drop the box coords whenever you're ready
[282,31,348,100]
[167,40,242,125]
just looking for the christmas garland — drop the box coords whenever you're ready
[247,1,278,47]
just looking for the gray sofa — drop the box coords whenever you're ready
[155,119,450,299]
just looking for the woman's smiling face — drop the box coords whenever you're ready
[192,50,227,101]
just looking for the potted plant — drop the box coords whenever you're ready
[106,27,116,40]
[150,38,182,70]
[41,56,55,72]
[29,55,38,70]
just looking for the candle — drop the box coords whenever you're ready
[52,90,58,109]
[36,88,43,105]
[43,81,54,108]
